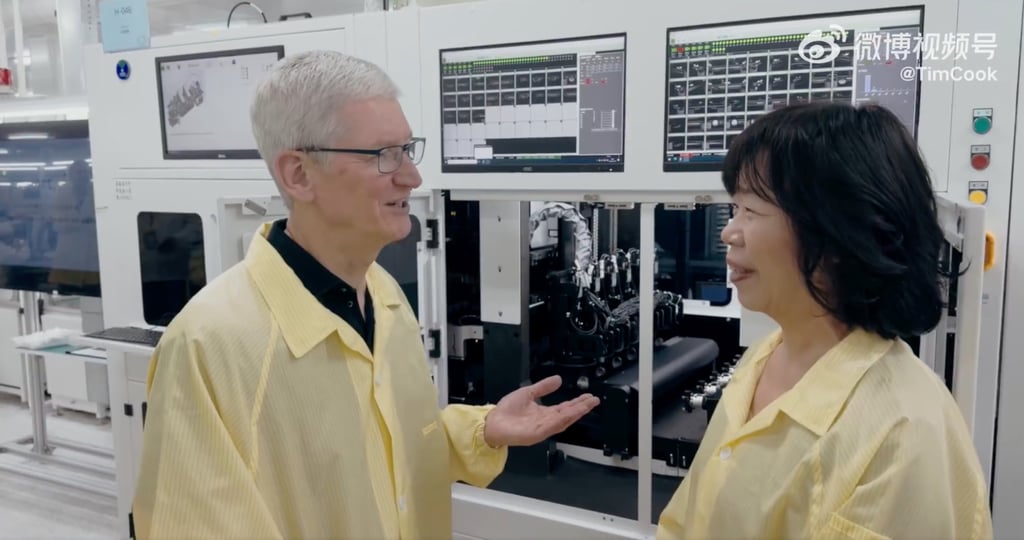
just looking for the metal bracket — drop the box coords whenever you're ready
[428,329,441,358]
[425,219,440,249]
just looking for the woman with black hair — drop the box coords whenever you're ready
[656,102,992,540]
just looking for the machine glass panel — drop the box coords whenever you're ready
[440,34,626,172]
[137,211,207,326]
[664,8,923,171]
[156,46,285,160]
[0,120,100,297]
[376,216,422,317]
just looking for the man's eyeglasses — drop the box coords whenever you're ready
[297,137,426,174]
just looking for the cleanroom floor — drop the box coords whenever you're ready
[0,392,118,539]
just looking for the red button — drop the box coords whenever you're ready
[971,153,990,170]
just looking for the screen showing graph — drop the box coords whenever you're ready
[664,9,922,171]
[440,34,626,172]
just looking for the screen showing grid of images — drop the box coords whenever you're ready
[440,34,626,173]
[664,10,922,172]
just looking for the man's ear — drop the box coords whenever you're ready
[274,150,316,205]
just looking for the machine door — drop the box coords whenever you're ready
[920,196,988,454]
[375,190,446,394]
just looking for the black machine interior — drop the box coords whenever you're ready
[445,198,745,486]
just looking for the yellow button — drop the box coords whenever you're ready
[969,190,987,204]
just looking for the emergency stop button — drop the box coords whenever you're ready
[970,145,991,170]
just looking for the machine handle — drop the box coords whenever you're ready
[984,231,996,271]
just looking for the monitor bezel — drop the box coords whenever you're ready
[155,45,285,161]
[662,6,925,173]
[438,32,628,173]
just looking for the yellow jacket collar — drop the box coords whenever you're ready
[729,327,894,437]
[244,221,404,358]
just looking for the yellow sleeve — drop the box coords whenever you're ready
[655,475,692,540]
[133,332,284,540]
[441,404,509,487]
[815,419,993,540]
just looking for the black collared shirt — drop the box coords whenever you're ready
[265,219,374,351]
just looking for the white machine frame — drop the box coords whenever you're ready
[77,0,1020,538]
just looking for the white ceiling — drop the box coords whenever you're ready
[3,0,373,38]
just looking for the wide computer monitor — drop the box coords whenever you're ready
[137,211,207,326]
[156,45,285,160]
[664,8,923,171]
[439,33,627,173]
[0,120,101,297]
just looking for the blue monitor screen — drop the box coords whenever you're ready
[0,120,100,297]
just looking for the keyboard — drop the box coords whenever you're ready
[84,326,164,347]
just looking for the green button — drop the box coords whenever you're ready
[974,116,992,134]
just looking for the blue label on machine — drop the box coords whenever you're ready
[100,0,151,53]
[116,60,131,80]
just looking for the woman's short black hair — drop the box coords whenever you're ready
[722,101,945,340]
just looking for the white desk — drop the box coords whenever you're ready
[0,343,116,499]
[70,335,155,540]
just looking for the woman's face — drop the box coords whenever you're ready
[721,187,820,323]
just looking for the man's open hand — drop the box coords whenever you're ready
[483,375,601,448]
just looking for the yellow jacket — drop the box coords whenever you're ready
[133,221,507,539]
[657,328,992,540]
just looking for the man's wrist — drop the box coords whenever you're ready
[481,407,501,449]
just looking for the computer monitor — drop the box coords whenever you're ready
[0,120,101,297]
[137,211,207,326]
[156,46,285,160]
[664,8,923,171]
[440,33,627,172]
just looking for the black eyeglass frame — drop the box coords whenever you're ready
[296,137,427,174]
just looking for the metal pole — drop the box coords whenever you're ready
[0,0,9,78]
[19,291,48,454]
[12,0,27,96]
[26,354,47,454]
[637,203,655,524]
[56,0,87,95]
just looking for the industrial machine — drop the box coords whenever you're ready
[447,200,739,470]
[78,0,1022,538]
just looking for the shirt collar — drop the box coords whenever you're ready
[780,328,895,435]
[265,218,348,297]
[726,327,895,437]
[245,221,403,358]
